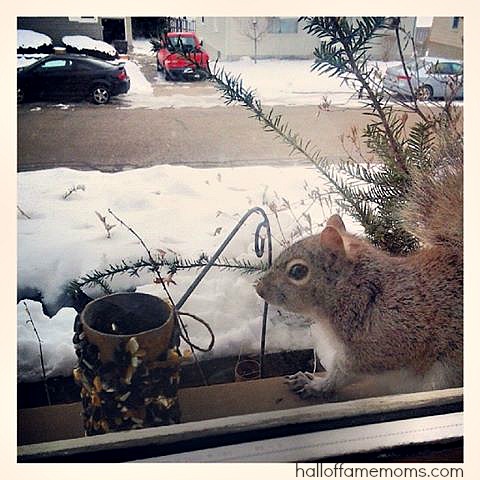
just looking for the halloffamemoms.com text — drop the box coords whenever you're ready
[296,464,463,478]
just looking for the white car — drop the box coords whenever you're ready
[383,57,463,101]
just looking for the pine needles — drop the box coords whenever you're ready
[68,254,267,296]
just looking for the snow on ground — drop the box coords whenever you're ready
[18,301,77,382]
[62,35,117,57]
[17,29,52,49]
[121,57,361,109]
[132,38,156,56]
[17,164,364,382]
[218,57,359,107]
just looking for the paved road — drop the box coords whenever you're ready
[17,101,381,172]
[17,53,421,172]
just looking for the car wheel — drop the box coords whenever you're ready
[165,70,172,81]
[17,87,25,104]
[91,85,111,105]
[415,85,434,101]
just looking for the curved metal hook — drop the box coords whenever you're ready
[176,207,272,309]
[175,207,272,378]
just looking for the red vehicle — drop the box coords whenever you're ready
[156,32,209,81]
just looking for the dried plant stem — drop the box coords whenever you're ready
[64,184,85,200]
[17,205,31,219]
[23,302,51,406]
[95,211,116,239]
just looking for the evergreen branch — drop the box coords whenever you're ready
[94,276,114,295]
[69,255,267,293]
[304,17,409,174]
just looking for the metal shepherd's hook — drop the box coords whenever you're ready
[176,207,272,378]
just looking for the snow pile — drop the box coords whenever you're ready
[124,60,154,96]
[132,38,156,56]
[62,35,117,57]
[18,164,363,382]
[17,29,52,50]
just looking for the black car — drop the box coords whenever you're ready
[17,54,130,105]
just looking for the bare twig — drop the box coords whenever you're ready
[17,205,31,219]
[394,26,428,122]
[23,302,51,406]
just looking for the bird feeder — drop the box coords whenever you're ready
[73,292,183,436]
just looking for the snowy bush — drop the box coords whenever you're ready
[17,29,53,54]
[62,35,118,60]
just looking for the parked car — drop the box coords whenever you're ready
[17,54,130,105]
[383,57,463,100]
[156,32,209,81]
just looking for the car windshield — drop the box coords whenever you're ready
[168,36,196,50]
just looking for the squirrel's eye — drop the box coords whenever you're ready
[288,264,309,280]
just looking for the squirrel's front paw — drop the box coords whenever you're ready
[285,371,335,399]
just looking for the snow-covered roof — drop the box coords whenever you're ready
[62,35,117,57]
[17,29,52,49]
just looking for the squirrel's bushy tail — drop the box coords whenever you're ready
[402,151,463,252]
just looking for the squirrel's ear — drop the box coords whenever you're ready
[320,226,346,256]
[326,214,346,232]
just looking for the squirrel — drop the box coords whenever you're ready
[255,154,463,399]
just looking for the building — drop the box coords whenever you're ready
[17,17,133,52]
[414,26,431,57]
[194,17,416,62]
[426,17,463,59]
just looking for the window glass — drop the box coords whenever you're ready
[450,62,463,75]
[435,63,452,74]
[168,35,196,49]
[73,60,94,71]
[40,59,69,69]
[428,62,452,75]
[268,17,298,33]
[279,18,298,33]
